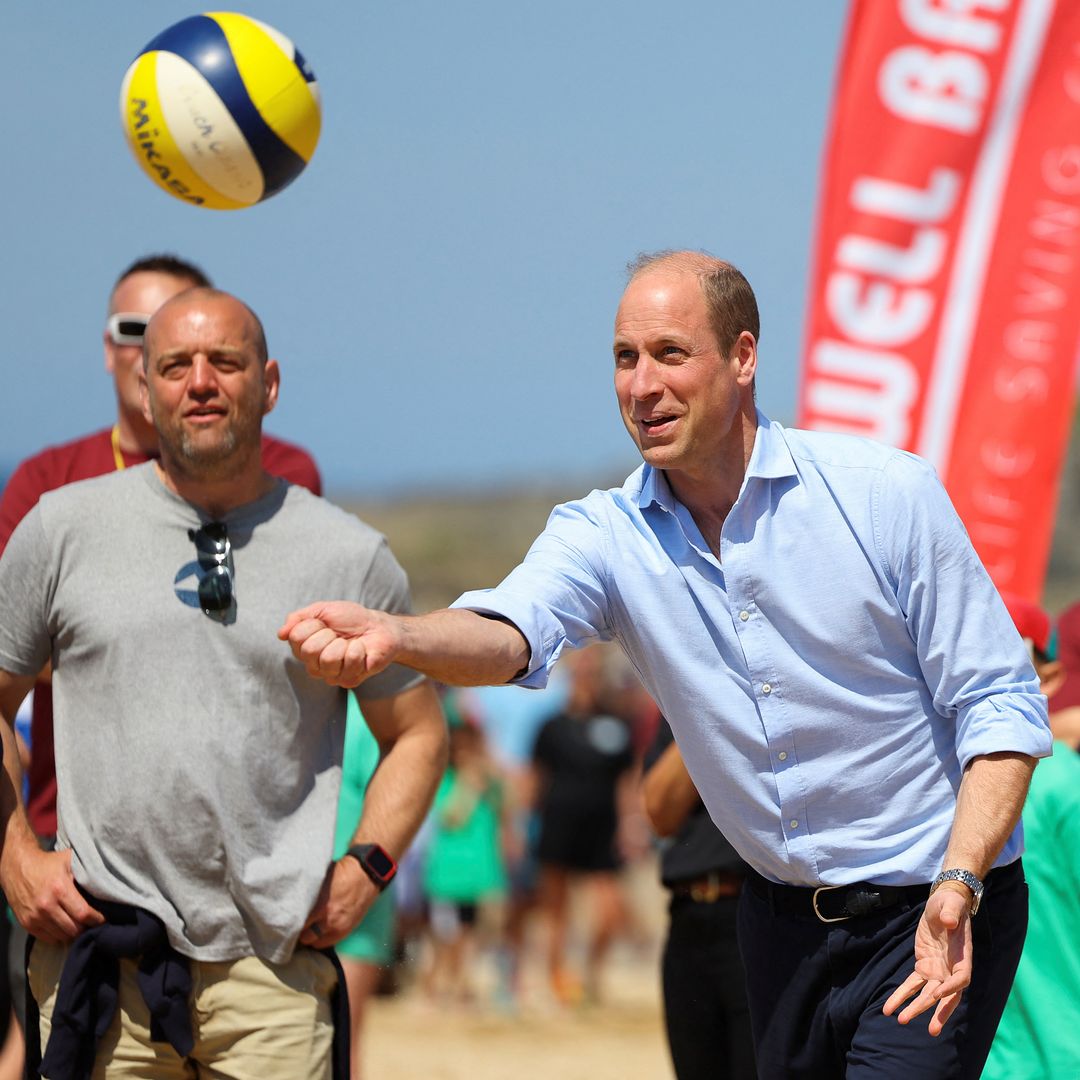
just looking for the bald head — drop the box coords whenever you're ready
[139,286,281,486]
[626,250,759,357]
[143,287,268,369]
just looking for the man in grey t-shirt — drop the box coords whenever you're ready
[0,287,448,1078]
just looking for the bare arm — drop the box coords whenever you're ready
[0,670,103,942]
[347,680,449,858]
[642,740,702,838]
[939,751,1037,881]
[0,671,38,860]
[884,751,1037,1034]
[300,679,448,947]
[279,603,530,688]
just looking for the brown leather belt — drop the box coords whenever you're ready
[669,871,745,902]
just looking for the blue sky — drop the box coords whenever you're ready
[2,2,848,497]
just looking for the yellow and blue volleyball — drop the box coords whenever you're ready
[120,12,321,210]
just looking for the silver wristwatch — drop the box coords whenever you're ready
[930,868,985,916]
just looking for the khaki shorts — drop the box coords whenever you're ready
[30,938,338,1080]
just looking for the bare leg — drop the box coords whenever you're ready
[584,872,625,1003]
[0,1009,23,1080]
[446,928,475,1004]
[538,865,580,1003]
[340,959,382,1080]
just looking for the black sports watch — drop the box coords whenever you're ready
[344,843,397,891]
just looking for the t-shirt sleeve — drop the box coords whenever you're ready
[450,498,613,689]
[875,451,1051,768]
[0,508,55,676]
[352,538,424,702]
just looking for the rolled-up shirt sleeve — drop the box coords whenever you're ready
[876,451,1052,769]
[451,497,613,688]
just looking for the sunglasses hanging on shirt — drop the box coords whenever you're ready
[188,522,233,615]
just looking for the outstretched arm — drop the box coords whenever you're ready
[0,670,104,942]
[279,603,530,688]
[883,750,1036,1035]
[300,679,449,948]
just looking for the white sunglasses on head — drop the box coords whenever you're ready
[106,312,150,346]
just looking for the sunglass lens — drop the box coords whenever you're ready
[198,564,233,613]
[116,319,147,340]
[189,523,233,614]
[190,523,230,565]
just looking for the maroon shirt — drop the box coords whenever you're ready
[0,426,322,837]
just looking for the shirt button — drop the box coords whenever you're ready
[739,610,750,622]
[778,751,788,761]
[762,683,772,694]
[790,819,799,829]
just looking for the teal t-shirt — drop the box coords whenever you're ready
[423,769,506,903]
[334,694,395,964]
[983,743,1080,1079]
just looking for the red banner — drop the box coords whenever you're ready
[799,0,1080,599]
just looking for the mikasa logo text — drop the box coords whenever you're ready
[128,97,205,205]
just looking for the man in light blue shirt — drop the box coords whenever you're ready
[283,252,1051,1078]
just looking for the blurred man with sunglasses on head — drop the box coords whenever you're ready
[0,288,448,1078]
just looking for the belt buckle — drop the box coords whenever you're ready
[812,884,852,924]
[689,874,722,903]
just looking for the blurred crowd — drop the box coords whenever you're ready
[365,646,657,1009]
[316,645,664,1077]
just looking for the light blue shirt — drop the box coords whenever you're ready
[453,414,1052,887]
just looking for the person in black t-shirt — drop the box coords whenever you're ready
[530,649,636,1004]
[644,719,757,1080]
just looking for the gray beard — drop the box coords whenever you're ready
[177,426,238,468]
[158,420,255,482]
[148,391,263,481]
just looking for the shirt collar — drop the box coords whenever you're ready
[634,410,797,512]
[745,410,798,482]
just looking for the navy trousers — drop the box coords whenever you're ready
[662,893,757,1079]
[737,861,1027,1079]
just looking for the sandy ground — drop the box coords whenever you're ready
[364,859,674,1079]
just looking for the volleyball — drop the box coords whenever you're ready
[120,12,321,210]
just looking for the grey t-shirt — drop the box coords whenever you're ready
[0,464,422,963]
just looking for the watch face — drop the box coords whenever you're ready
[364,845,395,879]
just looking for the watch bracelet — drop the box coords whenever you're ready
[931,868,984,915]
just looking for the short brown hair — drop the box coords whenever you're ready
[627,250,760,356]
[143,287,269,367]
[113,253,211,293]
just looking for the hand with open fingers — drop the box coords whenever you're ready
[4,846,105,944]
[298,855,378,950]
[278,602,403,687]
[883,886,973,1035]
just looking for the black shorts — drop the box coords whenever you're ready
[537,807,620,872]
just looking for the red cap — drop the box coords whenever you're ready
[1000,592,1052,656]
